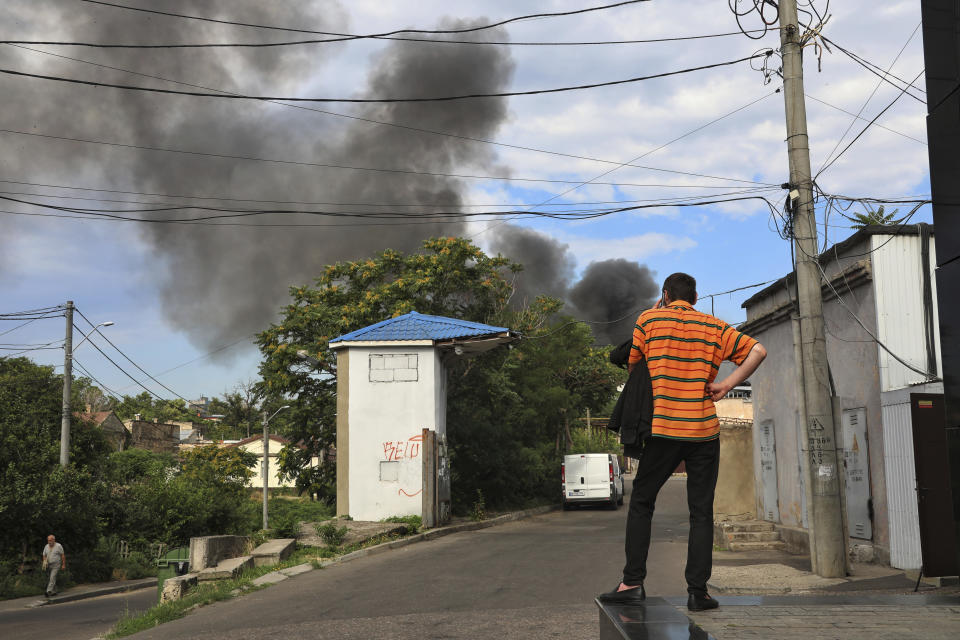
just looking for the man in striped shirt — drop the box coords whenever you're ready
[600,272,766,611]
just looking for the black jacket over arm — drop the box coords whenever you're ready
[607,338,653,459]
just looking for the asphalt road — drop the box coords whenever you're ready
[0,586,157,640]
[121,476,693,640]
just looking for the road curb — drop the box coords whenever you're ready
[309,504,557,570]
[33,578,157,607]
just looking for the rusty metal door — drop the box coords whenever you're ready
[910,393,959,577]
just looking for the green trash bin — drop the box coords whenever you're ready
[155,546,190,602]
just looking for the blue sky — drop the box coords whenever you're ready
[0,0,931,401]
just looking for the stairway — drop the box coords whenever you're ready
[715,519,786,551]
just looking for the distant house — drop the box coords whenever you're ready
[226,434,321,489]
[75,410,129,451]
[123,418,179,454]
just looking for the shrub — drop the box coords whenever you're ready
[470,489,486,521]
[316,522,348,546]
[382,515,422,533]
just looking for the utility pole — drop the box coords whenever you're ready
[261,405,290,530]
[60,301,74,467]
[778,0,846,578]
[262,412,269,530]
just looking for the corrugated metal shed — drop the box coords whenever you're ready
[871,231,942,391]
[329,311,510,344]
[881,397,922,569]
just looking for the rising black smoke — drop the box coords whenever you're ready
[1,1,514,353]
[490,225,659,345]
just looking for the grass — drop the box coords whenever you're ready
[107,527,421,638]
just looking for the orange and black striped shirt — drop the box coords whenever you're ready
[628,302,758,441]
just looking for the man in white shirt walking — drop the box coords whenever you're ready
[42,534,66,597]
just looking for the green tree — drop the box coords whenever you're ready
[113,392,194,423]
[846,204,903,229]
[256,237,625,510]
[0,358,113,576]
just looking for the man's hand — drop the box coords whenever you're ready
[706,381,731,402]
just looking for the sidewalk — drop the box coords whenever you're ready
[0,577,156,612]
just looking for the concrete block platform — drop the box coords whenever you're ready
[197,555,254,581]
[160,573,198,603]
[251,538,296,567]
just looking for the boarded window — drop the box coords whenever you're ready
[380,461,399,482]
[369,353,418,383]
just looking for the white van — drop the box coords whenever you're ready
[562,453,624,509]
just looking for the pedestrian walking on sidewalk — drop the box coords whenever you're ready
[599,273,767,611]
[42,534,66,597]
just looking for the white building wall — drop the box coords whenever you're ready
[871,234,942,391]
[346,344,442,521]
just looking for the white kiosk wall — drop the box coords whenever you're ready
[345,344,446,521]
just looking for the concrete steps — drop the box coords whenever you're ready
[198,555,254,581]
[714,519,786,551]
[251,539,296,567]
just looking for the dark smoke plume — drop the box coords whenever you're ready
[490,225,658,345]
[1,1,514,354]
[490,225,574,306]
[568,260,659,345]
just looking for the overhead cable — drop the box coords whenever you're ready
[804,93,926,145]
[817,24,924,174]
[79,0,650,38]
[74,306,188,401]
[815,69,925,178]
[3,193,781,225]
[9,44,771,186]
[0,128,774,187]
[0,52,771,103]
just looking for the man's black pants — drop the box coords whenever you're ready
[622,436,720,595]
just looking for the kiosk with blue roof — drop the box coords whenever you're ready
[329,312,515,523]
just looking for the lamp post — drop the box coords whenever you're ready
[262,405,291,530]
[60,308,114,467]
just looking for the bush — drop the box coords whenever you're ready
[111,551,156,580]
[316,522,348,546]
[382,515,422,533]
[470,489,486,521]
[260,497,334,537]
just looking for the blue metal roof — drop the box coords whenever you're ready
[329,311,509,344]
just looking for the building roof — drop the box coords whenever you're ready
[75,411,113,425]
[741,223,933,310]
[329,311,511,345]
[227,434,292,448]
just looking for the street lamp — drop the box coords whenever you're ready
[262,405,291,530]
[60,309,114,467]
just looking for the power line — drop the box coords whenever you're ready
[821,34,926,99]
[4,192,781,225]
[74,306,189,401]
[79,0,649,38]
[76,332,167,400]
[71,357,124,400]
[815,69,925,179]
[0,304,65,316]
[816,24,923,175]
[0,52,771,103]
[0,128,774,187]
[0,180,779,207]
[112,335,255,393]
[804,93,926,145]
[1,31,772,49]
[9,45,772,187]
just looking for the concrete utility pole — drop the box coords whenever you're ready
[261,405,290,530]
[778,0,846,578]
[59,301,74,467]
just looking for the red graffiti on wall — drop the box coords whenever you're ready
[382,434,422,462]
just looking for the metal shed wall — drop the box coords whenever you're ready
[870,234,942,391]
